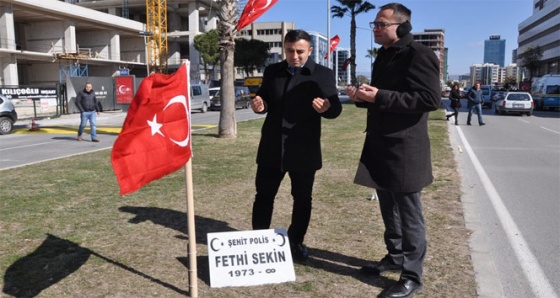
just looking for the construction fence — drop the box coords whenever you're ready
[1,75,143,119]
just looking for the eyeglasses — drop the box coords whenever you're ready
[369,21,401,29]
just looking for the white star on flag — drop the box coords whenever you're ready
[147,114,164,136]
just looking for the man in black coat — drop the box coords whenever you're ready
[346,3,440,298]
[75,82,100,142]
[250,29,342,261]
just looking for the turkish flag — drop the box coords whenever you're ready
[324,35,340,59]
[236,0,278,31]
[342,57,354,71]
[111,64,192,196]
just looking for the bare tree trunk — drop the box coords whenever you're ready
[217,0,237,138]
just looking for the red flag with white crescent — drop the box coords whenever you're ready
[342,57,354,71]
[111,63,192,196]
[324,35,340,59]
[236,0,279,31]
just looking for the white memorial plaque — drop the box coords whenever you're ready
[207,229,295,288]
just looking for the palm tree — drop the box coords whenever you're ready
[331,0,376,85]
[217,0,238,138]
[365,47,378,71]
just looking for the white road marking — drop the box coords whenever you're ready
[0,140,67,151]
[540,126,560,134]
[456,127,558,298]
[0,147,112,171]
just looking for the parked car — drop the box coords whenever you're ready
[494,92,534,116]
[190,83,211,113]
[491,90,507,102]
[209,87,220,100]
[531,74,560,111]
[460,88,469,98]
[210,86,251,111]
[480,85,493,108]
[0,94,18,135]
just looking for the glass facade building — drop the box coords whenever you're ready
[484,35,506,67]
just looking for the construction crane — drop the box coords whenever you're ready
[145,0,168,74]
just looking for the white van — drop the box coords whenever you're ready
[531,74,560,111]
[190,83,211,113]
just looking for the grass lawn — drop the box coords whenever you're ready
[0,103,476,297]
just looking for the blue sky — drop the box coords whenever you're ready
[252,0,534,77]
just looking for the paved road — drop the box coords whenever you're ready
[446,102,560,298]
[0,108,263,170]
[1,96,351,170]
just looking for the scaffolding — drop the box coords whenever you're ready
[146,0,168,74]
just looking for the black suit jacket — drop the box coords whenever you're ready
[255,59,342,172]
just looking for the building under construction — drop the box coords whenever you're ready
[0,0,218,86]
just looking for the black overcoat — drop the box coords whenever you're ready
[255,59,342,172]
[355,34,441,192]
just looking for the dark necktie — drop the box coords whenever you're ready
[288,66,301,76]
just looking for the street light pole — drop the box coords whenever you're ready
[356,26,374,76]
[327,0,331,70]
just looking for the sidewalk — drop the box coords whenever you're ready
[17,110,127,129]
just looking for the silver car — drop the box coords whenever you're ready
[0,94,18,135]
[494,92,534,116]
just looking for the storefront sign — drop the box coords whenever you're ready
[0,87,57,100]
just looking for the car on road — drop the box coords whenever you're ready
[0,94,18,135]
[209,87,220,100]
[531,74,560,111]
[210,86,251,111]
[190,83,211,113]
[480,85,493,108]
[494,92,534,116]
[491,90,507,102]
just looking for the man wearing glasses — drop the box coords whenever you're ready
[346,3,440,298]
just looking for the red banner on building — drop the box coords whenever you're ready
[115,76,135,104]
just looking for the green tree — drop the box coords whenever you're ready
[331,0,376,85]
[193,29,220,84]
[365,47,378,71]
[503,76,517,90]
[234,38,270,77]
[356,74,369,85]
[521,46,543,80]
[217,0,238,138]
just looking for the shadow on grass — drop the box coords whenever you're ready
[2,233,189,297]
[306,247,395,290]
[118,206,238,244]
[119,206,240,286]
[191,132,220,138]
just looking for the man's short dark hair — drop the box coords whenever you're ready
[284,30,311,43]
[380,2,411,22]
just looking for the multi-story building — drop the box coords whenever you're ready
[484,35,506,67]
[504,63,521,83]
[333,47,351,86]
[0,0,217,86]
[470,63,500,85]
[517,0,560,76]
[412,29,446,84]
[469,63,520,86]
[308,31,329,68]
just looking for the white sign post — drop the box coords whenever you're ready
[207,229,295,288]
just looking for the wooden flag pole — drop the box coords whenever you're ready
[185,159,198,297]
[182,60,197,298]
